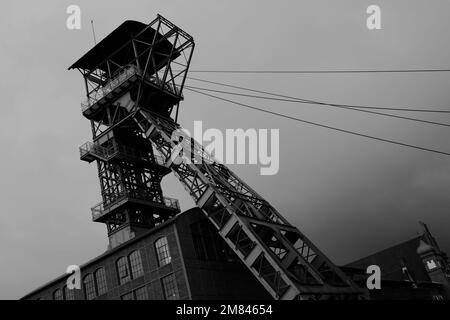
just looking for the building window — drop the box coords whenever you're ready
[129,251,144,279]
[134,286,149,300]
[120,286,149,300]
[161,274,179,300]
[83,274,96,300]
[120,292,134,300]
[95,268,108,296]
[117,257,131,285]
[117,250,144,285]
[53,288,63,300]
[155,237,171,266]
[64,285,75,300]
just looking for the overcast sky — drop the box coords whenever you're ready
[1,0,450,299]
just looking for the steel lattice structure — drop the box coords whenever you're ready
[71,14,365,299]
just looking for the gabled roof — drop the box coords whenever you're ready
[345,236,431,282]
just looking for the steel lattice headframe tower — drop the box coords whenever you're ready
[70,14,365,300]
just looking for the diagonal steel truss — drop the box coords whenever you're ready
[73,13,364,300]
[131,109,365,300]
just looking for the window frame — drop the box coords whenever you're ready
[83,274,97,300]
[128,250,144,279]
[134,286,149,300]
[116,256,131,285]
[52,288,63,300]
[116,250,144,286]
[161,273,179,300]
[63,285,75,300]
[155,236,172,267]
[94,267,108,296]
[120,292,134,300]
[120,286,149,300]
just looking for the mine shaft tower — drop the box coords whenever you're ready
[70,14,364,300]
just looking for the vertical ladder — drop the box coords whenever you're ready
[132,109,364,300]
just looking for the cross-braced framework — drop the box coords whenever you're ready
[131,110,365,300]
[72,14,195,138]
[70,15,193,242]
[71,15,364,299]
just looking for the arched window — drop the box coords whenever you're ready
[95,268,108,296]
[116,256,131,285]
[155,237,171,267]
[83,274,96,300]
[63,285,75,300]
[128,251,144,279]
[53,288,63,300]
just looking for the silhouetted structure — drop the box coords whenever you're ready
[21,15,450,301]
[67,14,362,300]
[21,208,270,300]
[343,222,450,300]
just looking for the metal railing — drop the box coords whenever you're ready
[79,141,110,160]
[91,201,106,221]
[79,141,166,166]
[115,144,166,166]
[80,64,183,113]
[91,192,180,221]
[81,65,139,112]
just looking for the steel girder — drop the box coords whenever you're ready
[131,109,365,300]
[72,14,363,300]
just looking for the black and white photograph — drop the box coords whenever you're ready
[1,0,450,311]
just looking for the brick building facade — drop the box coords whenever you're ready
[22,207,450,300]
[22,208,270,300]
